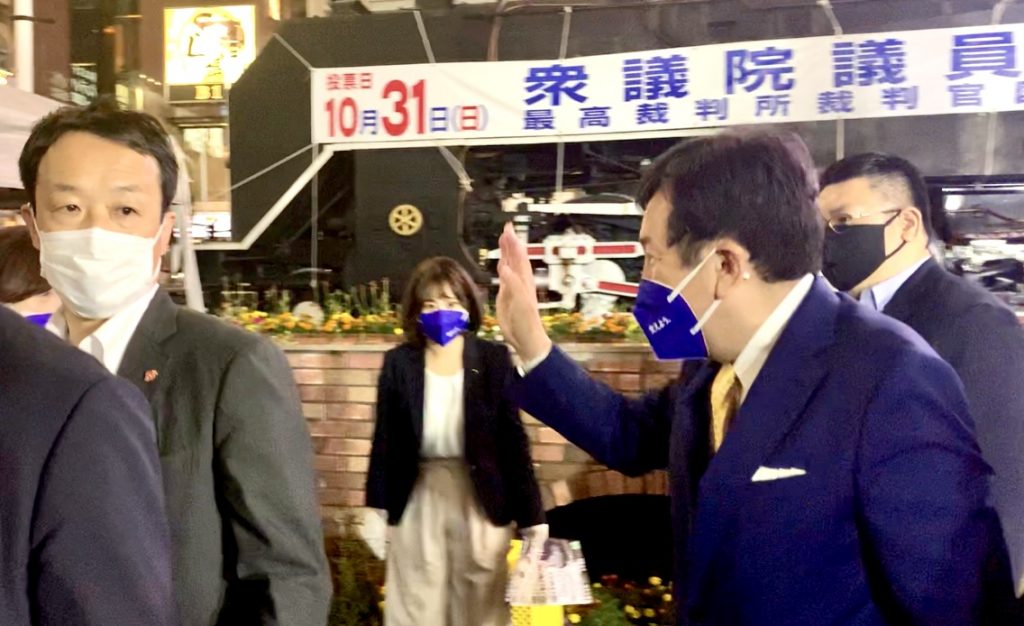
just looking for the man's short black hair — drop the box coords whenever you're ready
[820,152,933,239]
[636,131,823,282]
[19,97,179,213]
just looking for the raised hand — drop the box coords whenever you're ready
[496,223,552,363]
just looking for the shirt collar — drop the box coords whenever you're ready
[46,285,160,374]
[732,273,815,401]
[861,256,931,313]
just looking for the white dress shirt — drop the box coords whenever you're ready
[521,274,815,401]
[421,369,466,459]
[859,256,930,312]
[731,273,815,402]
[47,286,160,375]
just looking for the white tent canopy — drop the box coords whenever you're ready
[0,86,62,189]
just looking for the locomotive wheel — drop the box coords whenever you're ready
[388,204,424,237]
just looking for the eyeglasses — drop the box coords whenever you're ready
[826,207,902,234]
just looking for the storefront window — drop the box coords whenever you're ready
[182,125,231,238]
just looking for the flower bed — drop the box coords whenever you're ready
[567,575,675,626]
[218,280,644,343]
[224,310,644,344]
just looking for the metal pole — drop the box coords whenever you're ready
[13,0,33,93]
[97,0,117,97]
[169,135,206,311]
[554,7,572,195]
[310,144,320,301]
[818,0,845,161]
[983,0,1013,175]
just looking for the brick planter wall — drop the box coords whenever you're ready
[279,336,680,542]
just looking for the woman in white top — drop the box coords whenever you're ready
[366,256,546,626]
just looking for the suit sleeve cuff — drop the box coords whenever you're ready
[517,346,553,377]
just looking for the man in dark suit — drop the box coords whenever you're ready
[0,306,174,625]
[496,132,1013,625]
[19,99,331,625]
[821,152,1024,599]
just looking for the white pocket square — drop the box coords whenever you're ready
[751,466,807,483]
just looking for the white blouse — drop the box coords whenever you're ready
[421,369,465,459]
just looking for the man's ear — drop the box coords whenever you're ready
[711,238,752,300]
[899,207,926,242]
[21,204,41,250]
[156,210,177,256]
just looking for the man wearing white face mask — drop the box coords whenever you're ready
[496,131,1015,625]
[19,99,331,626]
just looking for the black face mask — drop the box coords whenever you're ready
[822,214,906,293]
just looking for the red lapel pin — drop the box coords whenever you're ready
[144,370,159,383]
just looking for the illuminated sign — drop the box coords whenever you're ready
[164,5,256,103]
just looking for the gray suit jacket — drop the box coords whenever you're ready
[118,291,331,626]
[0,306,174,625]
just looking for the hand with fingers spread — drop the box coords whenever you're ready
[496,223,552,364]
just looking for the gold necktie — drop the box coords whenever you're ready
[710,364,742,452]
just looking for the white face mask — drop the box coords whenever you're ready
[38,225,164,320]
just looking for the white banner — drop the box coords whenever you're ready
[311,24,1024,147]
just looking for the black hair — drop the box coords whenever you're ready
[820,152,933,239]
[0,226,50,304]
[636,130,823,282]
[19,97,178,212]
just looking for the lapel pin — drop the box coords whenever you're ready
[144,370,159,383]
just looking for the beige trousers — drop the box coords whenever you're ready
[385,459,514,626]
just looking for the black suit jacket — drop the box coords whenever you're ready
[885,259,1024,594]
[0,307,174,625]
[366,336,544,529]
[118,291,331,626]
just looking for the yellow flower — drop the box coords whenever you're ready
[649,576,662,586]
[663,593,672,602]
[644,608,656,618]
[568,614,582,624]
[592,582,602,589]
[393,328,404,335]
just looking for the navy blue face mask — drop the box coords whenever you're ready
[419,309,469,346]
[24,313,52,327]
[632,251,721,361]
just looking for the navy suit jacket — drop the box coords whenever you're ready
[884,260,1024,595]
[517,279,1013,625]
[0,307,174,625]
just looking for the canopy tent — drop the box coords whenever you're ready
[0,86,62,189]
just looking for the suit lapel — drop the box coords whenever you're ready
[408,347,426,444]
[708,282,835,483]
[462,336,484,445]
[118,290,178,404]
[686,280,838,604]
[879,259,940,325]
